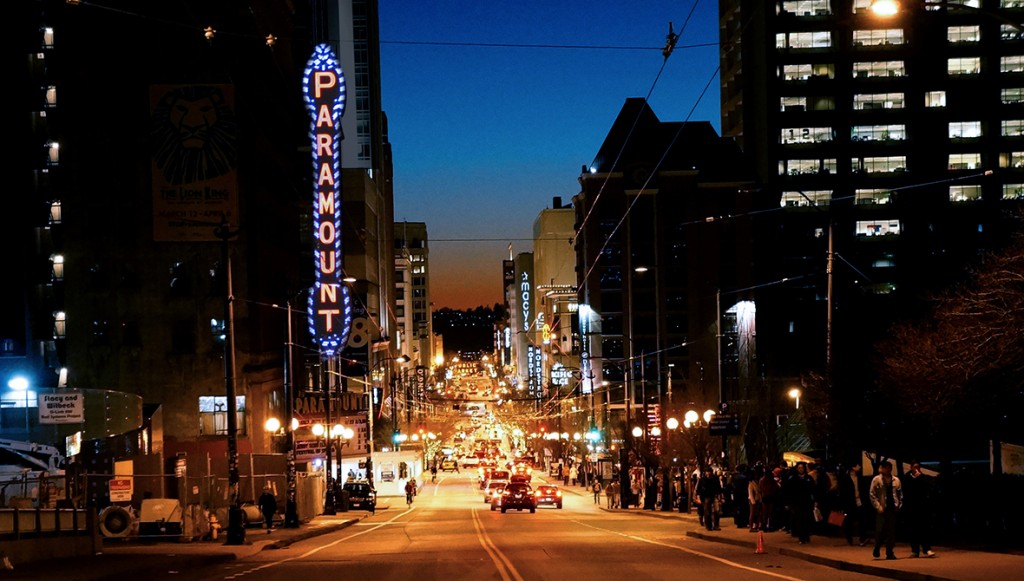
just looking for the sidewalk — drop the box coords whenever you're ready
[544,478,1024,581]
[609,502,1024,581]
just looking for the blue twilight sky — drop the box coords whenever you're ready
[378,0,721,309]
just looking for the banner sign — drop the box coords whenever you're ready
[38,390,84,424]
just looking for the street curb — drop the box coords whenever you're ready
[685,531,960,581]
[264,514,368,551]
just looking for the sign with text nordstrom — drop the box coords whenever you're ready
[38,390,84,424]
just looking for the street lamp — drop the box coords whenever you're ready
[788,388,802,410]
[311,421,337,515]
[331,424,355,485]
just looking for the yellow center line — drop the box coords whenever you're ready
[471,508,524,581]
[573,519,806,581]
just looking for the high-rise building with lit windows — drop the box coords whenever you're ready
[7,1,396,461]
[720,0,1024,437]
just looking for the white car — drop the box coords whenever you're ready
[483,480,508,503]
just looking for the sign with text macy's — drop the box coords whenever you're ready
[38,390,84,424]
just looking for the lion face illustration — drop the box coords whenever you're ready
[151,86,237,185]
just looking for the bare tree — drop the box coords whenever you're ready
[876,234,1024,423]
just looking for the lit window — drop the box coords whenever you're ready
[49,201,62,224]
[949,121,982,138]
[782,63,834,80]
[45,141,60,165]
[1002,183,1024,199]
[853,92,904,110]
[53,311,67,339]
[925,91,947,107]
[44,85,57,108]
[1002,87,1024,103]
[210,318,226,343]
[948,153,982,170]
[950,57,982,75]
[780,126,833,144]
[1002,1,1024,9]
[872,253,896,268]
[854,156,907,173]
[1001,55,1024,73]
[853,60,905,78]
[780,190,832,207]
[1002,119,1024,135]
[851,0,874,13]
[780,0,831,15]
[50,254,64,281]
[780,96,806,111]
[948,26,981,43]
[41,26,54,49]
[779,159,835,175]
[855,189,892,205]
[855,220,901,237]
[1000,151,1024,167]
[851,124,906,141]
[950,185,983,202]
[1002,24,1024,41]
[852,29,904,46]
[776,31,832,49]
[198,396,246,436]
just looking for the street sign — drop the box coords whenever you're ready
[709,413,740,436]
[109,478,132,502]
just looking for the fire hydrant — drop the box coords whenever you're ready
[208,512,221,540]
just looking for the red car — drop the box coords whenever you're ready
[535,484,563,509]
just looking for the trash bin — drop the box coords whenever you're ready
[339,489,350,512]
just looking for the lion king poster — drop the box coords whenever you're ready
[150,84,239,241]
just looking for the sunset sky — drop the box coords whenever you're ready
[378,0,720,309]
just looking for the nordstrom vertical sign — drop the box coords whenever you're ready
[303,44,351,355]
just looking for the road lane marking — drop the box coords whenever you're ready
[222,508,415,579]
[574,519,804,581]
[471,508,524,581]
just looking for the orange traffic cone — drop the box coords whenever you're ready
[755,531,767,554]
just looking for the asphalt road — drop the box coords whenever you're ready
[180,472,883,581]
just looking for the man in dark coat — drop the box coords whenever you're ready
[784,462,816,544]
[902,461,936,558]
[258,486,277,533]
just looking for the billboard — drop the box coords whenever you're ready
[150,84,239,241]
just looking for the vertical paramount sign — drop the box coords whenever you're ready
[303,44,351,354]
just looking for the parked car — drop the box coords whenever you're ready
[534,484,563,509]
[342,481,376,512]
[495,482,536,513]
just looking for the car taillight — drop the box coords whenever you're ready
[534,491,541,497]
[556,491,562,497]
[502,490,510,496]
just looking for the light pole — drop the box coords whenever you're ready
[788,387,801,410]
[282,297,300,527]
[214,217,245,545]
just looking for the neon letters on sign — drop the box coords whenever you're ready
[303,44,351,354]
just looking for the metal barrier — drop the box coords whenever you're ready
[0,508,90,538]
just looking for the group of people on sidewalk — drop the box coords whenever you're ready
[688,458,937,561]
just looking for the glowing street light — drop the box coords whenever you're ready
[788,387,802,410]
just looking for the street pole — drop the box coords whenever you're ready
[716,288,728,469]
[215,217,245,545]
[323,357,336,515]
[283,299,299,527]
